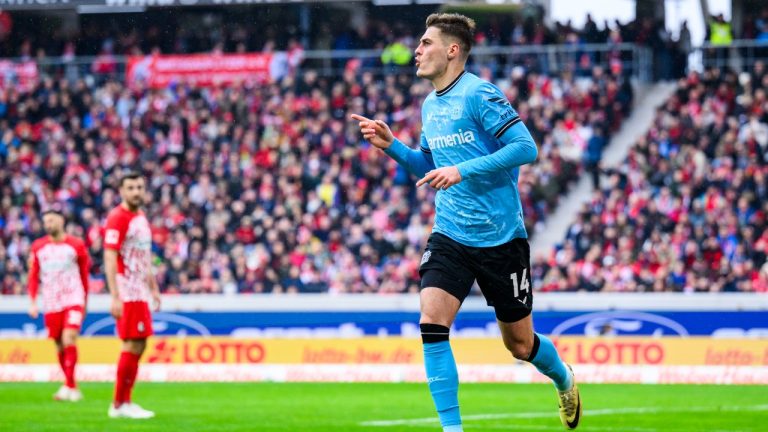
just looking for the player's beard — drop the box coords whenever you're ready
[127,195,144,211]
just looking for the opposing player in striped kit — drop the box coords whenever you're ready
[104,171,161,419]
[28,206,90,402]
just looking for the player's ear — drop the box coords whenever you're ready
[447,42,460,60]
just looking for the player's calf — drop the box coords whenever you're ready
[421,323,463,432]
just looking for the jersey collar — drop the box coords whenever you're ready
[436,71,466,97]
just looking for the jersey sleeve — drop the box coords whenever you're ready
[471,81,523,141]
[27,243,40,301]
[419,132,431,154]
[383,136,435,178]
[104,212,126,251]
[456,81,537,179]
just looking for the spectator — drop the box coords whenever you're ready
[538,67,768,293]
[1,29,632,295]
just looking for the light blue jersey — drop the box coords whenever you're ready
[384,71,538,247]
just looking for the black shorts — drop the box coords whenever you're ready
[419,232,533,323]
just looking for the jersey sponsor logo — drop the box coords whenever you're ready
[499,109,516,121]
[37,244,77,272]
[426,129,476,150]
[105,229,120,245]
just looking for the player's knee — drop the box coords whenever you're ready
[62,334,77,347]
[419,314,451,328]
[124,339,146,355]
[506,340,532,360]
[503,335,533,360]
[134,341,147,355]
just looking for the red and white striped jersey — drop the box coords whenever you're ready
[28,235,89,313]
[104,205,153,302]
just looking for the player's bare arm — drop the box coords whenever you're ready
[28,303,38,319]
[147,272,161,312]
[27,255,39,319]
[104,248,122,319]
[350,114,394,149]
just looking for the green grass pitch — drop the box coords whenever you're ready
[0,383,765,431]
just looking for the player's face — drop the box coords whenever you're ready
[42,213,64,237]
[120,178,146,209]
[415,27,454,80]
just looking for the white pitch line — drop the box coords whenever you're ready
[360,404,768,427]
[467,424,661,432]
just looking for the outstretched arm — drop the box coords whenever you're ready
[382,134,435,178]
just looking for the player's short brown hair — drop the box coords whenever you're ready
[42,203,65,218]
[119,170,144,187]
[425,13,476,58]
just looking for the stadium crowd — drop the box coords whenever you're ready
[0,56,631,295]
[534,65,768,293]
[1,7,689,65]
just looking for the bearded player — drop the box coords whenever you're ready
[104,171,161,419]
[28,205,89,402]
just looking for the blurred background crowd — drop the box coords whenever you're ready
[0,2,766,296]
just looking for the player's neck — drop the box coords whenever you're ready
[49,233,65,242]
[431,64,466,93]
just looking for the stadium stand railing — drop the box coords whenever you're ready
[22,43,653,84]
[692,39,768,71]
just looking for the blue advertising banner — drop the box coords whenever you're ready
[1,310,766,338]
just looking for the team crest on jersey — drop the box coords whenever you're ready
[138,321,145,332]
[450,105,462,120]
[105,229,119,245]
[420,250,432,266]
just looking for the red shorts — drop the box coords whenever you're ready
[44,306,85,340]
[117,301,154,340]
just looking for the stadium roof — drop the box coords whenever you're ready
[0,0,378,11]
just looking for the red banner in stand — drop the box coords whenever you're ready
[126,53,274,88]
[0,61,38,92]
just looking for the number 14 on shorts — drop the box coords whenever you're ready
[511,268,529,303]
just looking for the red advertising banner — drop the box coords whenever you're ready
[126,53,275,89]
[0,60,39,92]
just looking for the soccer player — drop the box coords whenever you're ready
[28,206,89,402]
[104,171,160,419]
[352,13,582,431]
